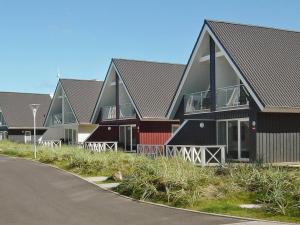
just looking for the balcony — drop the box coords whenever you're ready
[184,90,210,113]
[102,103,136,121]
[216,84,249,109]
[52,113,62,125]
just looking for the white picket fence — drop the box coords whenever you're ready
[83,142,118,152]
[39,140,62,148]
[137,144,164,158]
[166,145,226,166]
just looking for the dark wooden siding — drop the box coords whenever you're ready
[138,121,178,145]
[167,120,216,145]
[8,129,46,135]
[256,112,300,163]
[87,125,119,142]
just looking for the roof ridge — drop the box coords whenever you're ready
[59,78,102,82]
[0,91,50,96]
[205,19,300,34]
[112,58,185,67]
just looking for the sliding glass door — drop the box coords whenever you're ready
[217,118,249,161]
[119,125,136,151]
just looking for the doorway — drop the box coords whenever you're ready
[217,118,250,161]
[119,125,136,151]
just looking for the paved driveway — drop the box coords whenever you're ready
[0,156,245,225]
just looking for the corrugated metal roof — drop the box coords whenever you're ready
[59,79,103,123]
[206,20,300,109]
[112,59,185,118]
[0,92,51,128]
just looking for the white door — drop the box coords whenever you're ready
[24,131,32,143]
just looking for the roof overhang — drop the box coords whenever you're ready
[9,127,47,130]
[262,106,300,113]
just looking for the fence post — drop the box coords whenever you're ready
[191,147,195,164]
[221,146,226,164]
[201,147,206,167]
[115,142,117,151]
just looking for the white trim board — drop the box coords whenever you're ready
[164,120,188,145]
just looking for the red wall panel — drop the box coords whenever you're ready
[138,121,178,145]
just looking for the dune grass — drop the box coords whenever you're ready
[0,140,299,223]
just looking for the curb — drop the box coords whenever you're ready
[1,154,297,225]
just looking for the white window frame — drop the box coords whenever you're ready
[119,124,136,152]
[216,118,249,161]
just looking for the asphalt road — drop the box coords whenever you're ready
[0,156,245,225]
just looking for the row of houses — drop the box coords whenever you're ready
[1,20,300,163]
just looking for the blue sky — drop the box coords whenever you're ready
[1,0,300,95]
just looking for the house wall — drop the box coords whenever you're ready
[78,124,98,143]
[42,127,65,141]
[86,125,119,142]
[255,112,300,163]
[138,121,177,145]
[8,129,46,143]
[167,120,216,145]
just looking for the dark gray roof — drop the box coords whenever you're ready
[0,92,51,128]
[206,20,300,110]
[60,79,103,123]
[113,59,185,118]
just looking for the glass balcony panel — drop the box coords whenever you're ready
[53,113,62,125]
[120,103,136,119]
[102,103,136,121]
[102,105,116,120]
[216,84,249,109]
[184,90,210,113]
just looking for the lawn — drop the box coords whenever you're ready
[0,141,299,223]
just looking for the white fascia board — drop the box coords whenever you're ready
[91,63,114,123]
[112,63,142,120]
[206,27,264,111]
[167,25,209,118]
[164,119,188,145]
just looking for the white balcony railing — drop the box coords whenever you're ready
[53,113,62,125]
[102,103,136,121]
[102,106,116,120]
[39,140,62,148]
[166,145,226,166]
[216,84,249,109]
[137,144,164,158]
[83,142,118,152]
[184,90,210,113]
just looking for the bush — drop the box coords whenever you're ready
[231,164,300,215]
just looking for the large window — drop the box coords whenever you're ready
[217,119,249,161]
[64,129,77,145]
[0,111,7,126]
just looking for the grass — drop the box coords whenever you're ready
[0,140,299,223]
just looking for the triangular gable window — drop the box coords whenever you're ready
[45,84,76,126]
